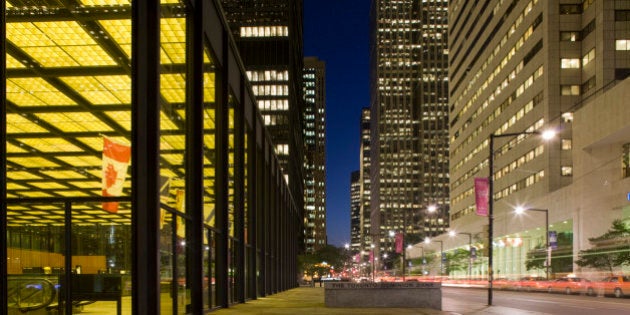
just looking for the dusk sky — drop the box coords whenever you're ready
[304,1,371,247]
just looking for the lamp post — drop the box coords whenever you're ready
[425,237,443,276]
[370,244,375,282]
[449,230,473,280]
[487,129,555,305]
[515,207,550,280]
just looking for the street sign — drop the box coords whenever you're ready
[470,247,477,259]
[549,231,557,250]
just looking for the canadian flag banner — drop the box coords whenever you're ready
[102,137,131,213]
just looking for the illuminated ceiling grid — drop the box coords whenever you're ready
[3,3,198,222]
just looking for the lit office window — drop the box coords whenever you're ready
[616,39,630,50]
[582,48,595,66]
[561,85,580,95]
[562,139,572,150]
[239,26,289,38]
[562,166,573,176]
[560,31,581,42]
[561,58,580,68]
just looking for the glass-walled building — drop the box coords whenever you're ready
[1,1,300,314]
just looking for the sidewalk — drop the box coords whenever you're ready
[213,286,548,315]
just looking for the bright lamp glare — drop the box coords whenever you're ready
[448,230,456,237]
[541,129,556,140]
[514,206,526,214]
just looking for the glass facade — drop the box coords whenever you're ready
[2,1,299,314]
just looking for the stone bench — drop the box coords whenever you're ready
[324,281,441,310]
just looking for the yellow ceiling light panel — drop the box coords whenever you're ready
[23,46,80,67]
[203,165,215,176]
[161,153,183,165]
[40,170,86,179]
[28,182,69,189]
[18,138,83,153]
[69,181,102,189]
[6,55,26,68]
[104,111,131,131]
[76,136,106,151]
[55,155,102,167]
[20,191,53,198]
[8,171,42,180]
[203,134,215,149]
[98,20,132,57]
[57,190,91,197]
[7,183,27,190]
[8,157,59,168]
[161,43,186,64]
[204,74,215,101]
[161,0,180,4]
[6,143,28,153]
[161,135,186,150]
[203,108,216,124]
[7,114,48,133]
[160,112,180,131]
[62,45,117,66]
[8,78,77,106]
[86,169,104,178]
[80,0,131,5]
[161,18,186,44]
[96,75,132,103]
[6,22,56,47]
[161,73,186,103]
[33,21,96,46]
[59,76,118,105]
[35,112,114,132]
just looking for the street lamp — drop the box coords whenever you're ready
[487,129,555,305]
[449,230,473,280]
[424,237,443,276]
[515,207,550,280]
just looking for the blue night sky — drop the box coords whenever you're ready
[304,0,371,247]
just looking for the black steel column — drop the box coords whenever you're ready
[234,78,246,303]
[487,135,494,306]
[131,1,161,313]
[247,126,257,300]
[214,28,230,308]
[0,1,7,312]
[186,0,205,312]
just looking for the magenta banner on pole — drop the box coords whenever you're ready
[395,232,403,253]
[475,177,489,216]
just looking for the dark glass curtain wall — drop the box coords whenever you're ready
[1,0,300,314]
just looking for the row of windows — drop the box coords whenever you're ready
[252,84,289,96]
[452,0,539,119]
[623,143,630,178]
[263,114,288,126]
[258,99,289,111]
[560,48,595,69]
[239,26,288,38]
[246,70,289,82]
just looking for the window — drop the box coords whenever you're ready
[616,40,630,51]
[582,76,596,94]
[582,19,595,39]
[562,139,572,150]
[623,143,630,178]
[616,68,630,80]
[582,48,595,66]
[561,85,580,95]
[583,0,594,11]
[561,58,580,69]
[560,31,581,42]
[616,10,630,21]
[562,166,573,176]
[560,4,581,14]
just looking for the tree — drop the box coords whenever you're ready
[298,245,351,279]
[443,248,471,275]
[576,219,630,274]
[525,232,573,274]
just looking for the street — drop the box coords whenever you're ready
[443,287,630,315]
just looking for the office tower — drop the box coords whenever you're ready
[303,56,327,252]
[359,107,373,254]
[370,0,450,254]
[350,171,362,252]
[221,0,306,238]
[448,0,630,278]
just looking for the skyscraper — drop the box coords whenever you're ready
[221,0,306,248]
[359,107,373,254]
[447,0,630,279]
[370,0,450,254]
[350,170,361,252]
[303,56,327,252]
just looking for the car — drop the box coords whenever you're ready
[593,275,630,298]
[516,276,548,292]
[546,277,594,295]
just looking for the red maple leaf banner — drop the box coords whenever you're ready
[102,137,131,213]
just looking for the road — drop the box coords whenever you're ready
[442,287,630,315]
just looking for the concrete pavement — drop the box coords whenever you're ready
[212,286,548,315]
